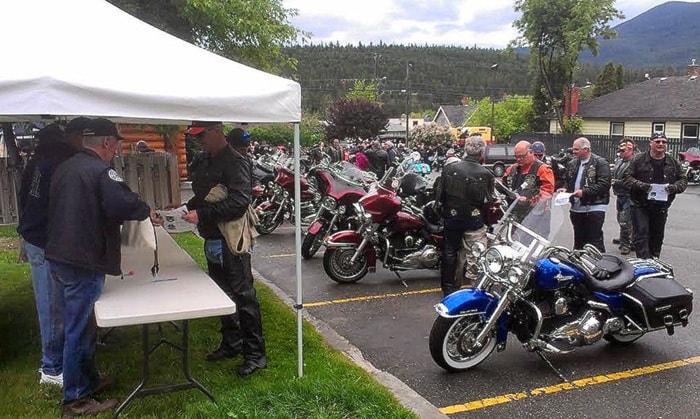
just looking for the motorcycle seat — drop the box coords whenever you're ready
[583,254,636,292]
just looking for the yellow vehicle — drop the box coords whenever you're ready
[453,126,494,145]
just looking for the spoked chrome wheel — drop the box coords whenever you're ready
[255,211,282,235]
[301,231,325,259]
[429,315,496,372]
[323,248,368,283]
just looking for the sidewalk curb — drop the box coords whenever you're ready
[253,267,448,419]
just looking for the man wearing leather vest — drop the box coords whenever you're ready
[612,138,636,255]
[182,121,267,377]
[561,137,611,252]
[622,133,687,259]
[503,141,555,237]
[434,136,494,296]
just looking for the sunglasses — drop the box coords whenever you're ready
[652,140,667,145]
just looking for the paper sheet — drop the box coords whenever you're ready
[647,184,668,202]
[160,205,196,233]
[554,192,572,206]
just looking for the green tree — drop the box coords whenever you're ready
[512,0,623,133]
[593,62,619,97]
[468,95,534,142]
[324,98,389,141]
[345,80,379,102]
[107,0,307,72]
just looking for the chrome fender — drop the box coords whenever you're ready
[435,288,509,343]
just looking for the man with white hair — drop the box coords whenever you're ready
[560,137,611,252]
[384,140,398,167]
[434,135,494,296]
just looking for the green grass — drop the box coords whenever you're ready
[0,225,415,418]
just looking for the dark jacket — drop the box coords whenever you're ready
[564,153,611,207]
[386,147,399,167]
[365,146,388,178]
[45,149,150,275]
[186,145,251,239]
[434,156,495,230]
[622,151,687,207]
[612,157,633,196]
[17,141,77,248]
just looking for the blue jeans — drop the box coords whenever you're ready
[50,261,105,403]
[25,242,64,376]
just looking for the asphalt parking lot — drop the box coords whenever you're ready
[251,185,700,418]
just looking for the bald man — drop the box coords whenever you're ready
[502,140,555,237]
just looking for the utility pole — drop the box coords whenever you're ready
[490,63,499,143]
[373,53,381,103]
[405,62,412,147]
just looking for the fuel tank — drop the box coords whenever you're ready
[533,257,585,291]
[387,211,425,233]
[360,186,401,223]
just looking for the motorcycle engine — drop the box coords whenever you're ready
[397,244,439,269]
[543,310,608,352]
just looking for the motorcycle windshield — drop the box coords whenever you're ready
[492,188,570,265]
[333,161,376,185]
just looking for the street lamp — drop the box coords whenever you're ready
[405,62,412,146]
[490,63,498,143]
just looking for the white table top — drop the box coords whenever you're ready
[95,227,235,328]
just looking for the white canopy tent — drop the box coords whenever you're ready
[0,0,306,375]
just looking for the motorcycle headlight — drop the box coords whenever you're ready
[353,203,372,225]
[485,248,504,274]
[322,196,337,210]
[267,181,275,188]
[471,242,486,258]
[507,266,524,286]
[283,190,290,199]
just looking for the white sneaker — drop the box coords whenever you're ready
[39,370,63,387]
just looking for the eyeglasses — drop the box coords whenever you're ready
[514,153,528,159]
[652,140,667,145]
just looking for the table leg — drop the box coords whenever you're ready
[112,321,216,418]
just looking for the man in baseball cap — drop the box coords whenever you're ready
[185,121,222,136]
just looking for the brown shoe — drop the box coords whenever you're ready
[62,397,117,418]
[92,374,116,395]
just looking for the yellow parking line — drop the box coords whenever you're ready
[440,355,700,415]
[305,287,442,307]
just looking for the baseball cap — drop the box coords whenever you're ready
[83,118,124,140]
[185,121,221,136]
[226,128,251,147]
[618,138,635,151]
[64,117,92,135]
[36,123,65,144]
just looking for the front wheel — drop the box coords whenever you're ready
[301,230,325,259]
[255,211,282,235]
[429,316,496,372]
[323,248,368,283]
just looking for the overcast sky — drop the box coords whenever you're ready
[282,1,695,49]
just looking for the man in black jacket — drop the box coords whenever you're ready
[365,140,388,178]
[46,118,159,416]
[182,121,267,377]
[561,137,611,252]
[622,133,687,258]
[434,136,494,296]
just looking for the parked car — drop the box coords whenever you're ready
[483,144,516,177]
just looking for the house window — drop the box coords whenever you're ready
[682,123,699,139]
[652,122,665,135]
[610,122,624,136]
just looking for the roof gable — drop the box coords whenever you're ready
[433,105,475,126]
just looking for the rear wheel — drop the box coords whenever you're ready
[429,316,496,372]
[604,330,645,345]
[255,211,282,235]
[323,248,368,283]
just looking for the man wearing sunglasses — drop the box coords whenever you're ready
[622,133,687,259]
[181,121,267,377]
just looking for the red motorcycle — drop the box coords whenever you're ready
[301,162,372,259]
[679,147,700,183]
[322,163,444,284]
[255,158,321,235]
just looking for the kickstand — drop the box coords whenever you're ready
[535,350,578,389]
[392,271,408,288]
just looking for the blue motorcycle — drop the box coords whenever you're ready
[429,187,693,372]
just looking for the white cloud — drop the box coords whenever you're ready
[283,0,693,48]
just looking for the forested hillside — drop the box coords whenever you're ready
[282,44,643,117]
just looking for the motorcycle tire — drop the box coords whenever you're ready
[323,248,368,283]
[255,211,282,235]
[429,315,496,372]
[301,230,325,259]
[603,331,644,345]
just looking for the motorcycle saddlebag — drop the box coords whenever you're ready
[622,277,692,330]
